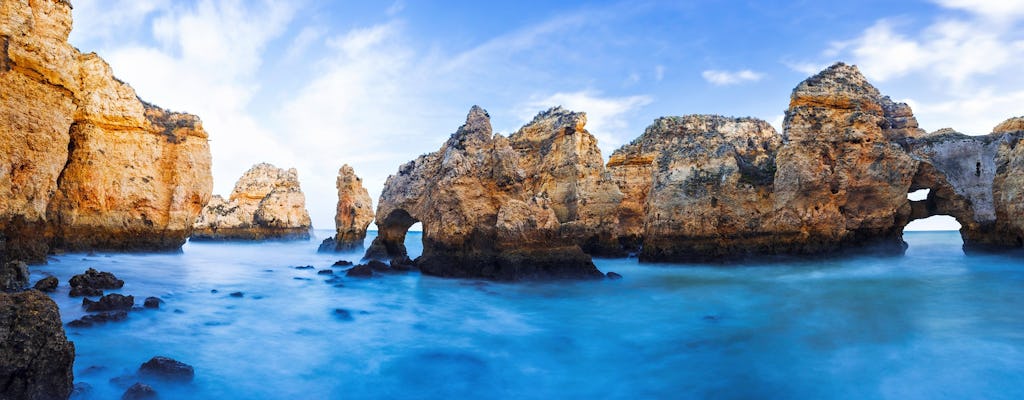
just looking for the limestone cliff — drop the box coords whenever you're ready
[508,107,624,256]
[192,163,312,240]
[365,106,602,280]
[0,0,212,262]
[610,63,929,261]
[319,165,374,251]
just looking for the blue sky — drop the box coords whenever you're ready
[67,0,1024,231]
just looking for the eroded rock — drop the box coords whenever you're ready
[1,260,29,292]
[69,268,124,297]
[0,290,75,399]
[0,0,212,263]
[138,356,195,382]
[320,165,374,252]
[192,163,312,240]
[82,293,134,312]
[365,106,603,280]
[33,275,58,292]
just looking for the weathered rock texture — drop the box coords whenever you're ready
[508,107,625,255]
[192,163,312,240]
[365,106,602,280]
[609,63,1024,261]
[0,0,212,263]
[0,290,75,400]
[319,165,374,251]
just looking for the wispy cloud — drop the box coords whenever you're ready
[701,69,764,85]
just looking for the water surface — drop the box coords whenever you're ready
[32,231,1024,399]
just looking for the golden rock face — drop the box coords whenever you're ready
[365,106,602,280]
[192,163,311,241]
[331,164,374,250]
[1,0,212,261]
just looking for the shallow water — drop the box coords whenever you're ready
[30,230,1024,399]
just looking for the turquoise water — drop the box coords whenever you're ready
[31,231,1024,399]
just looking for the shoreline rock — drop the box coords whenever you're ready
[0,0,212,263]
[191,163,313,241]
[0,290,75,399]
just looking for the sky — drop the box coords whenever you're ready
[67,0,1024,232]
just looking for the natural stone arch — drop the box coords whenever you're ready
[364,208,420,262]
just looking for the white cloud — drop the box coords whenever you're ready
[519,91,652,154]
[701,69,764,86]
[84,0,300,207]
[933,0,1024,21]
[69,0,170,44]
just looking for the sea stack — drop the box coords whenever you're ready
[318,165,374,251]
[192,163,313,240]
[0,0,213,263]
[365,106,603,280]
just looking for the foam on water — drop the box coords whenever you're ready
[31,231,1024,399]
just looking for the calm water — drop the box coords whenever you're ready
[30,230,1024,399]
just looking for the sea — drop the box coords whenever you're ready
[30,230,1024,399]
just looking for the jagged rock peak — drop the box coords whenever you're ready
[326,164,374,251]
[450,105,493,146]
[994,116,1024,133]
[791,62,881,100]
[523,106,587,132]
[192,163,311,241]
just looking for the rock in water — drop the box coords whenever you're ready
[325,164,375,251]
[1,260,29,292]
[82,293,134,312]
[0,290,75,399]
[143,297,162,309]
[69,268,124,297]
[121,382,158,400]
[345,264,373,278]
[33,275,58,292]
[138,356,195,382]
[191,163,313,240]
[0,0,212,263]
[67,310,128,328]
[365,106,603,280]
[508,108,625,256]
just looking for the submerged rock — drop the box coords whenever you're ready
[0,0,212,263]
[1,260,29,292]
[0,290,75,399]
[83,293,134,312]
[365,106,603,280]
[71,382,93,399]
[69,268,124,297]
[67,310,128,328]
[121,382,157,400]
[320,165,375,252]
[33,275,59,292]
[138,356,195,382]
[345,264,373,278]
[191,163,312,241]
[332,260,353,267]
[143,297,162,309]
[606,271,622,280]
[333,308,354,321]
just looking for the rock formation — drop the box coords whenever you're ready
[508,107,625,255]
[609,63,1024,261]
[608,115,783,260]
[318,165,374,251]
[191,163,312,240]
[365,106,602,280]
[0,290,75,400]
[0,0,212,263]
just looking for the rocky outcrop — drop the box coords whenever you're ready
[608,63,926,261]
[0,290,75,400]
[365,106,602,280]
[318,165,374,251]
[609,116,783,261]
[508,107,625,255]
[0,0,213,263]
[1,260,29,292]
[609,63,1024,260]
[191,163,312,240]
